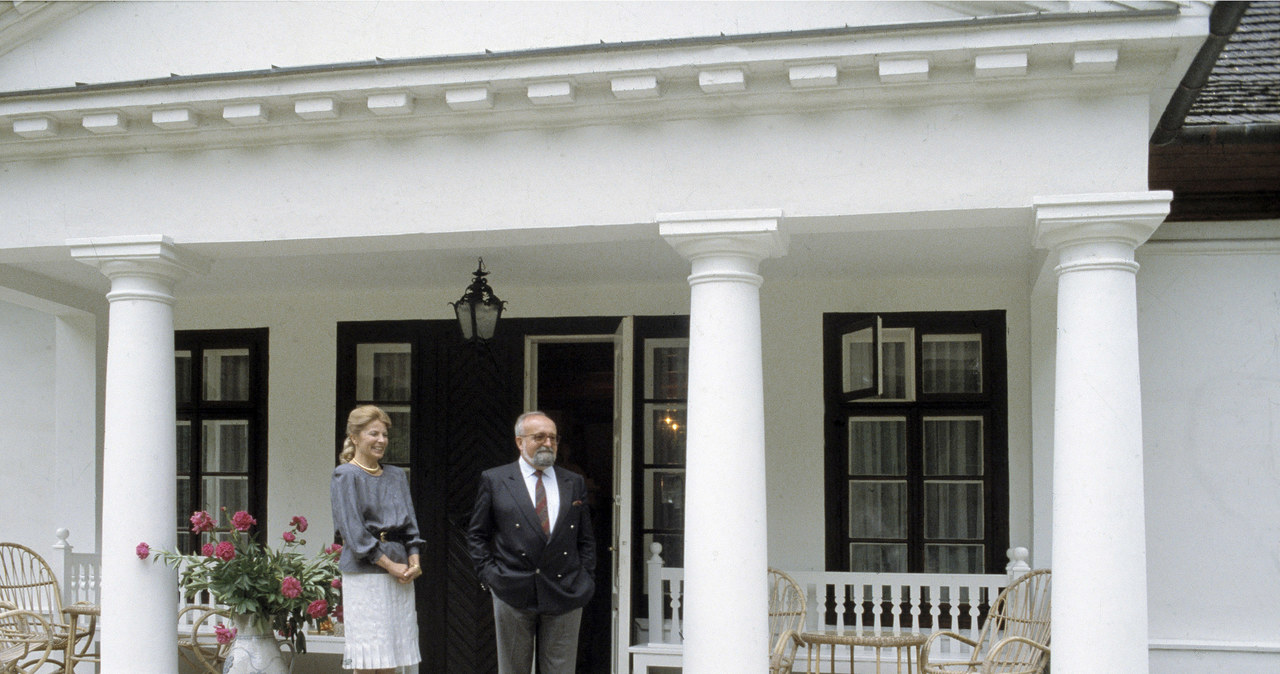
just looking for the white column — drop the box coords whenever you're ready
[1033,192,1170,673]
[660,210,786,674]
[70,236,207,674]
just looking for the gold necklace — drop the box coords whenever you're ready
[351,459,382,475]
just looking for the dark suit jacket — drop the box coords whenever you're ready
[467,461,596,615]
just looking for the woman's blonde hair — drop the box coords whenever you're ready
[339,404,392,463]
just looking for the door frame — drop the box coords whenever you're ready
[524,321,635,674]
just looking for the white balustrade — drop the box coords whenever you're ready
[633,543,1035,671]
[54,527,103,607]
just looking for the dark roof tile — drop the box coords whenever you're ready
[1186,1,1280,125]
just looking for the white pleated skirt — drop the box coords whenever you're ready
[341,572,422,670]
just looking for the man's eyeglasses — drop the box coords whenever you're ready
[519,433,559,445]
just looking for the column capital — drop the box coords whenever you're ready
[69,235,209,282]
[1032,192,1171,251]
[658,209,788,263]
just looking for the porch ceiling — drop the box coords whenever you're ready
[3,208,1033,300]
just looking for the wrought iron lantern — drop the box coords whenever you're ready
[451,258,506,344]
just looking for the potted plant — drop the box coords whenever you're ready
[138,508,342,670]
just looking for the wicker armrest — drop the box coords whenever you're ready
[920,629,980,672]
[768,629,805,674]
[0,607,55,672]
[63,603,101,618]
[178,605,232,674]
[984,634,1050,672]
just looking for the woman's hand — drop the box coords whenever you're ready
[395,561,422,584]
[375,555,422,583]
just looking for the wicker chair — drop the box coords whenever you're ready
[920,568,1051,674]
[0,543,97,673]
[768,567,807,674]
[177,605,233,674]
[0,603,54,674]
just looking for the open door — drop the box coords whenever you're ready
[612,316,635,674]
[523,321,633,674]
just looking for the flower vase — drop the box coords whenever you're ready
[223,614,289,674]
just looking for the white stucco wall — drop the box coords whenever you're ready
[0,298,98,569]
[0,301,58,545]
[1137,239,1280,670]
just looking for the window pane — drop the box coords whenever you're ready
[923,417,984,476]
[842,326,876,395]
[881,339,907,399]
[644,470,685,530]
[202,476,248,516]
[645,404,686,464]
[355,343,411,401]
[176,421,192,473]
[849,481,906,538]
[925,544,985,573]
[176,479,192,527]
[850,543,907,573]
[384,405,411,464]
[176,351,192,404]
[925,481,984,539]
[202,420,249,473]
[203,349,250,401]
[921,335,982,394]
[848,417,906,476]
[867,328,915,401]
[645,340,688,399]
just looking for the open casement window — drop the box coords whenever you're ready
[175,328,269,553]
[840,316,881,401]
[824,312,1007,575]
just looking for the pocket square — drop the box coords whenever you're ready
[572,500,584,506]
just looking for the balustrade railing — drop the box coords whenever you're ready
[637,541,1032,665]
[53,528,102,607]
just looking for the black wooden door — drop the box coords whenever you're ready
[338,317,621,674]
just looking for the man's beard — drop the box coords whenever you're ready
[531,446,556,468]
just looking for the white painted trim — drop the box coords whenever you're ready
[1139,238,1280,255]
[1149,639,1280,654]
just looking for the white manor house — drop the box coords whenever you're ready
[0,2,1276,673]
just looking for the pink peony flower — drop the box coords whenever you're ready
[135,542,150,560]
[214,540,236,562]
[282,531,296,543]
[230,511,257,532]
[330,577,342,589]
[214,623,237,644]
[280,576,302,599]
[333,604,343,623]
[201,542,216,557]
[290,515,308,533]
[323,543,342,556]
[189,510,215,534]
[306,599,329,619]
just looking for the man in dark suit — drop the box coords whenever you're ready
[467,411,596,674]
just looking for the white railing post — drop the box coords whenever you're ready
[53,527,74,598]
[1006,547,1031,581]
[646,542,665,645]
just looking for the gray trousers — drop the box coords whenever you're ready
[492,592,582,674]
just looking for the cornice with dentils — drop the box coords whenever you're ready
[0,6,1199,163]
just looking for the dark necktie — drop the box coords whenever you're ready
[535,470,550,536]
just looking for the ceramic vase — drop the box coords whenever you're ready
[222,614,288,674]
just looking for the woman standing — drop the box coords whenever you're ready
[331,404,424,673]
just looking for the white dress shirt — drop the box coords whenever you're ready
[518,458,559,535]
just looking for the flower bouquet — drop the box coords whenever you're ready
[138,508,342,653]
